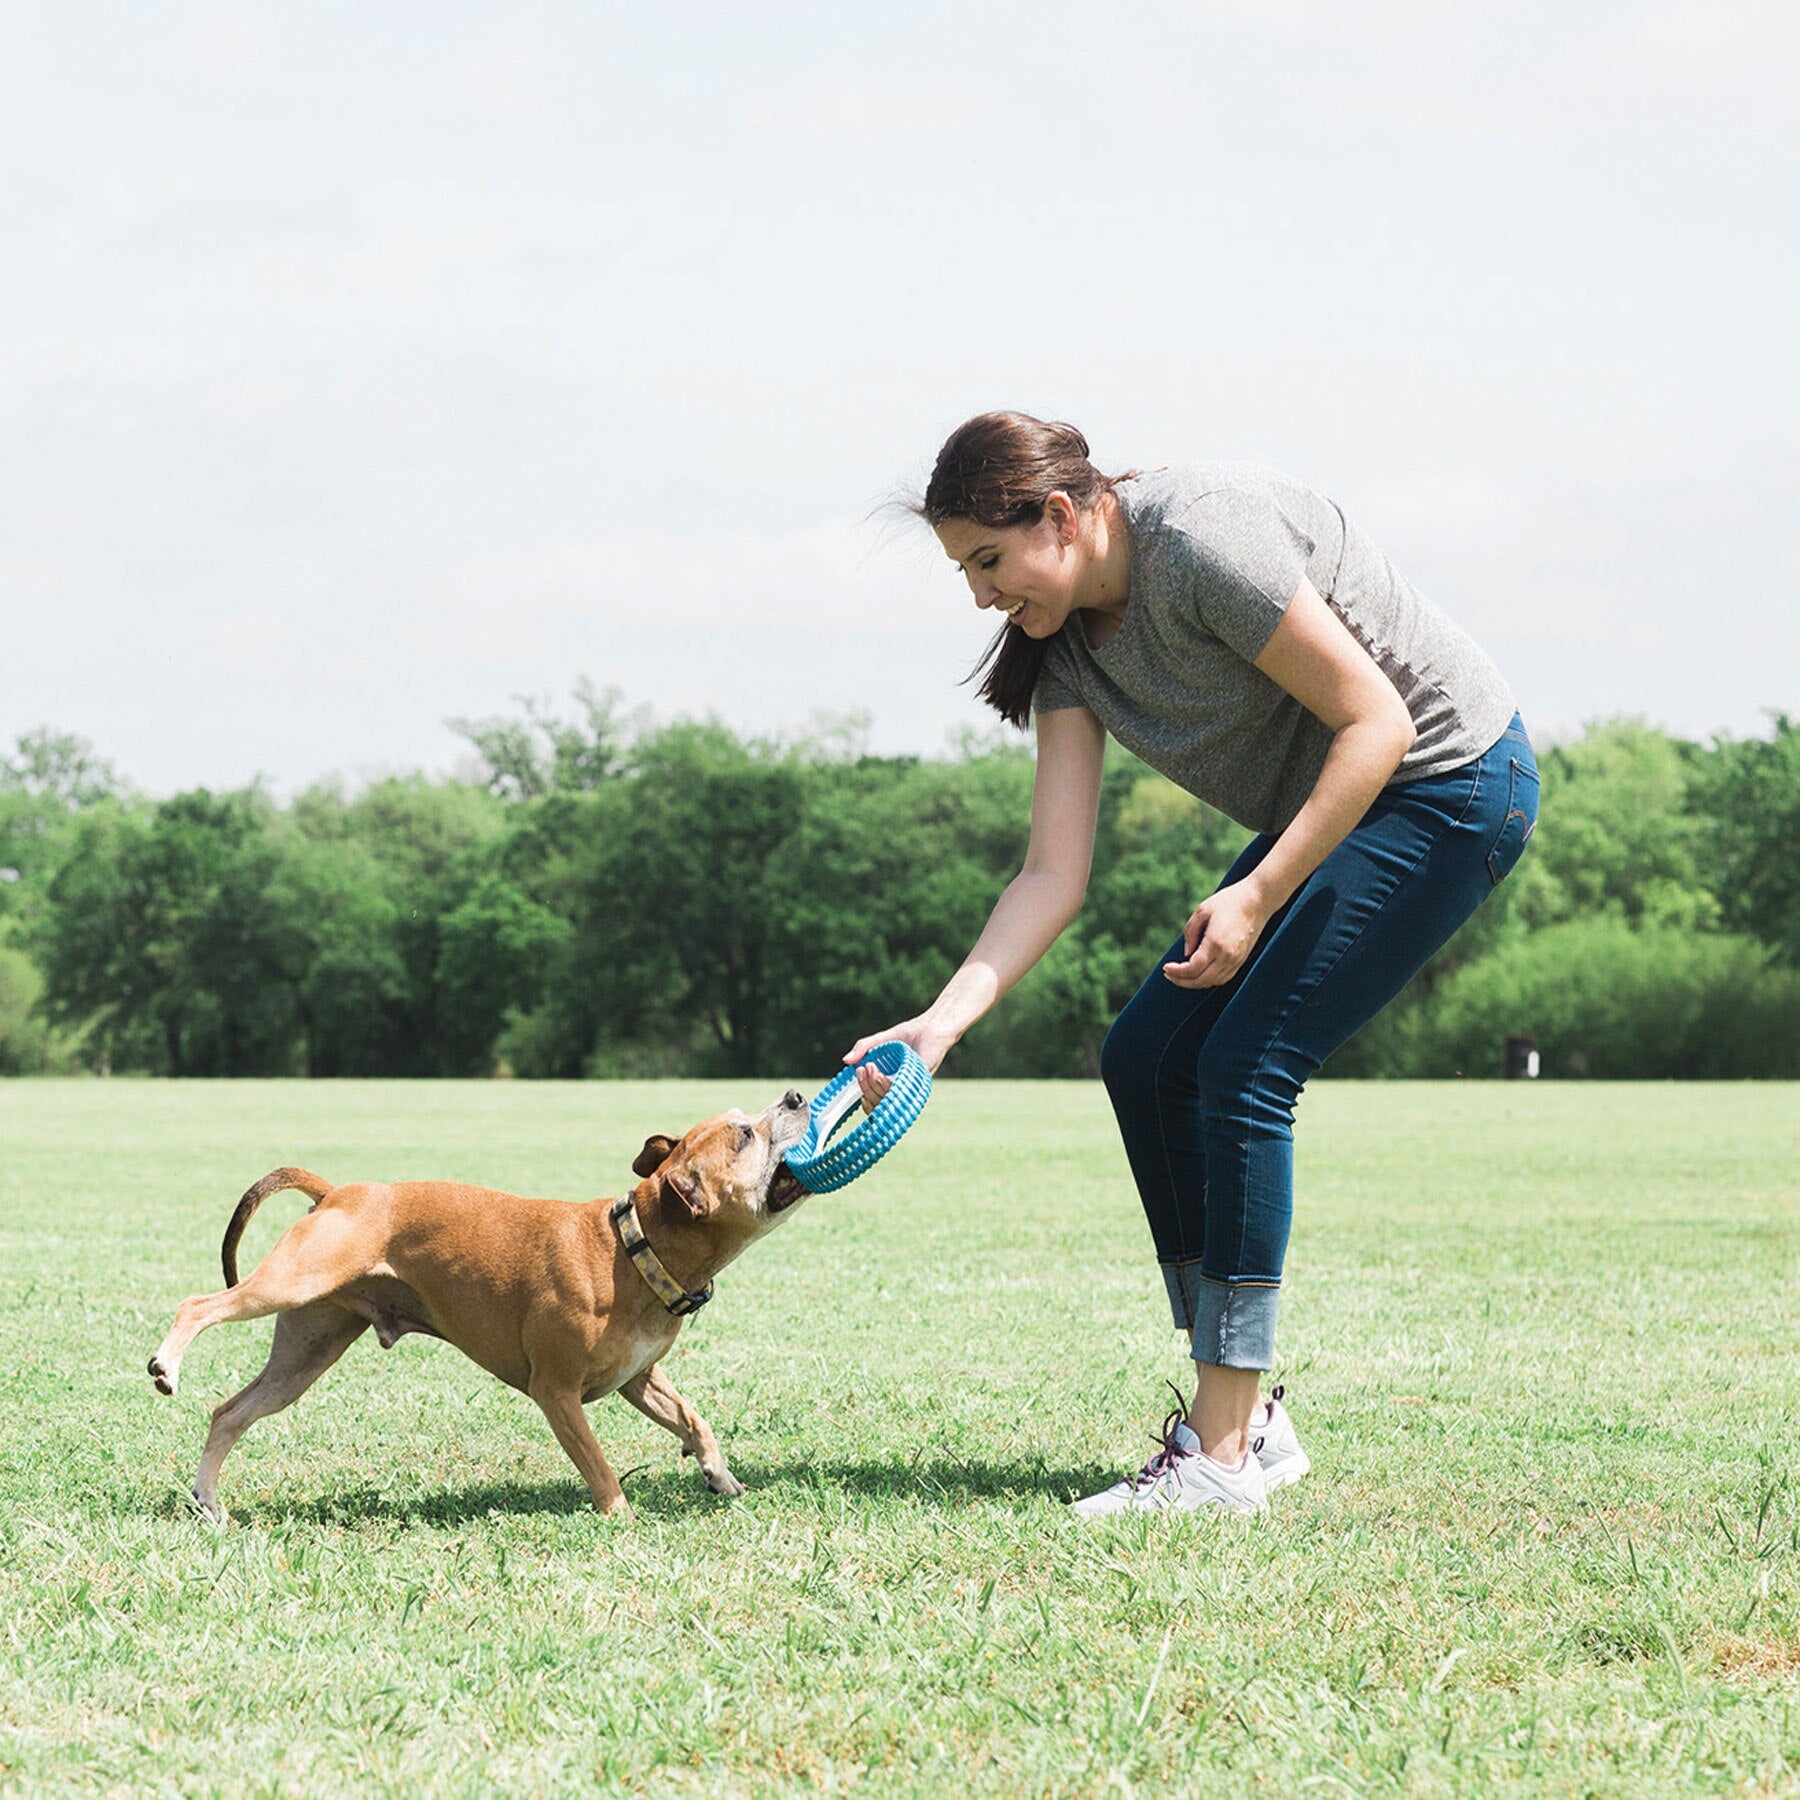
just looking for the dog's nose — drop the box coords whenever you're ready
[783,1089,805,1111]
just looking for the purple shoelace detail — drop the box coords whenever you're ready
[1127,1378,1279,1488]
[1127,1382,1197,1491]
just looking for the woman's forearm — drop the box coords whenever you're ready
[1242,712,1415,917]
[924,868,1084,1044]
[846,705,1105,1079]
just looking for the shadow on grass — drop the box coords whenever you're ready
[149,1475,595,1529]
[720,1451,1104,1507]
[169,1451,1107,1529]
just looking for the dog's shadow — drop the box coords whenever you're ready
[194,1451,1106,1530]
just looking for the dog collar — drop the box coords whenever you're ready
[610,1195,712,1316]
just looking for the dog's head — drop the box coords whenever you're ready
[631,1087,812,1251]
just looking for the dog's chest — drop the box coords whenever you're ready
[581,1319,681,1404]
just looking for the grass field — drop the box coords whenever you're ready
[0,1078,1795,1797]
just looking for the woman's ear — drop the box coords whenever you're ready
[1044,490,1080,545]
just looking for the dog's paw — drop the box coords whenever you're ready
[706,1467,745,1499]
[148,1355,176,1396]
[189,1487,225,1524]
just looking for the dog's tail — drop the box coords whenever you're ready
[222,1167,334,1287]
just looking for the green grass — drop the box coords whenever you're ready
[1,1078,1796,1797]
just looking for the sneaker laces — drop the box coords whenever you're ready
[1128,1382,1269,1490]
[1126,1381,1198,1492]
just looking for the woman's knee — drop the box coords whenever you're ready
[1098,1007,1143,1097]
[1100,991,1184,1099]
[1191,1032,1305,1130]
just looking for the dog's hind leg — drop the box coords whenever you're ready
[150,1204,375,1396]
[619,1362,743,1497]
[192,1303,369,1521]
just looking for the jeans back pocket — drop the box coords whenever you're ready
[1487,756,1540,886]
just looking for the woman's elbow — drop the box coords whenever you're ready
[1024,864,1088,926]
[1345,690,1414,777]
[1379,688,1417,760]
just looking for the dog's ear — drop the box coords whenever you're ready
[633,1134,676,1179]
[660,1169,711,1219]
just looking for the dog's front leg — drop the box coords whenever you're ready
[528,1378,629,1516]
[619,1363,743,1497]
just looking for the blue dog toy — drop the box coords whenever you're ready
[782,1041,932,1194]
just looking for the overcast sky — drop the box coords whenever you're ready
[4,1,1795,796]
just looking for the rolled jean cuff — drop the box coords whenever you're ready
[1160,1261,1279,1371]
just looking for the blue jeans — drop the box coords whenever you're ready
[1098,715,1538,1371]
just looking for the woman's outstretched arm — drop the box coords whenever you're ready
[844,703,1106,1099]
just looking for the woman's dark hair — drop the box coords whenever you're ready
[917,411,1127,730]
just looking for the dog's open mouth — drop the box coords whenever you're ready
[768,1163,807,1212]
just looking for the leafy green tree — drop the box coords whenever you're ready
[0,944,58,1074]
[969,932,1135,1078]
[450,678,627,801]
[1085,772,1243,966]
[290,777,515,1074]
[1415,918,1800,1079]
[979,764,1249,1077]
[1,730,124,920]
[33,790,304,1074]
[1690,713,1800,964]
[1330,717,1722,1076]
[276,833,412,1077]
[758,749,1033,1074]
[500,725,1039,1079]
[25,803,150,1068]
[436,876,574,1075]
[551,722,808,1077]
[13,703,1799,1083]
[1519,719,1717,932]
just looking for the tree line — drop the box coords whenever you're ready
[3,687,1796,1080]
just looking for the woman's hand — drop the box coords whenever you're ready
[842,1018,955,1111]
[1162,880,1272,990]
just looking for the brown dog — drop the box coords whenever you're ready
[148,1087,812,1521]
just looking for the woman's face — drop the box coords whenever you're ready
[933,497,1082,639]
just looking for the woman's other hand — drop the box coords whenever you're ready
[1162,880,1271,990]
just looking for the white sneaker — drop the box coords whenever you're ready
[1254,1385,1311,1492]
[1072,1404,1269,1518]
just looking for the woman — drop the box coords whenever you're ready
[847,411,1538,1516]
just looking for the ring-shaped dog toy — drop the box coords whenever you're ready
[781,1041,932,1193]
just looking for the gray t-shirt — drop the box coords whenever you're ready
[1032,464,1518,834]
